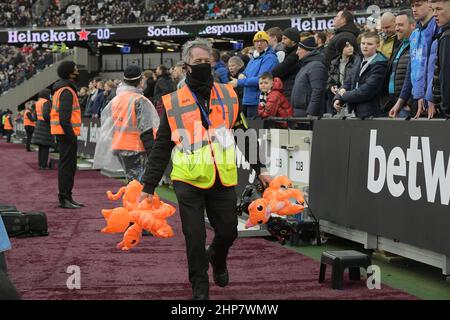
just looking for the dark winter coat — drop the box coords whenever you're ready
[31,97,54,147]
[290,50,328,116]
[271,45,300,100]
[327,54,361,93]
[335,52,388,118]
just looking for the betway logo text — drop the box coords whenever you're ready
[200,21,266,36]
[367,130,450,205]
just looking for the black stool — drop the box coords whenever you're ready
[319,250,372,289]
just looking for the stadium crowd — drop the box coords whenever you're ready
[1,1,449,122]
[1,0,411,27]
[0,44,54,95]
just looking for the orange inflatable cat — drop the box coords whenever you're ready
[101,181,175,250]
[245,176,305,229]
[106,179,143,211]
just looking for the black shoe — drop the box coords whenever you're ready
[69,199,85,207]
[206,246,229,288]
[59,199,81,209]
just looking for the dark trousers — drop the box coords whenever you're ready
[173,178,238,290]
[25,126,34,151]
[56,135,77,200]
[38,145,50,168]
[5,130,12,143]
[115,152,146,183]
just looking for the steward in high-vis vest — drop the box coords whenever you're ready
[32,89,54,169]
[23,104,36,152]
[3,111,13,143]
[94,65,160,183]
[140,38,271,300]
[51,60,84,210]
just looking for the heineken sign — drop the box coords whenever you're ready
[7,28,92,43]
[0,14,369,44]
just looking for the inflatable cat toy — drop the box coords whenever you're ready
[101,181,175,251]
[245,176,305,229]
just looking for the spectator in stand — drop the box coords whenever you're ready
[212,49,229,83]
[78,87,89,116]
[91,80,105,118]
[392,0,437,119]
[431,0,450,118]
[143,70,156,100]
[385,11,416,118]
[240,46,255,64]
[379,12,401,59]
[257,72,293,118]
[272,27,301,101]
[228,55,245,105]
[84,78,100,117]
[325,9,361,66]
[291,37,327,117]
[230,31,279,118]
[333,32,388,118]
[171,62,186,89]
[153,65,175,117]
[267,27,285,63]
[103,80,117,109]
[314,32,328,52]
[327,37,361,116]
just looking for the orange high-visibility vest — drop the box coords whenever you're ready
[111,92,150,152]
[23,110,35,127]
[163,82,239,188]
[35,98,49,121]
[4,115,13,130]
[50,86,81,136]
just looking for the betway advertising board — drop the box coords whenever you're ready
[309,119,450,256]
[0,14,369,44]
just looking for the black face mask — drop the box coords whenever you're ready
[187,63,212,81]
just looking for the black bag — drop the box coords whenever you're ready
[0,211,48,238]
[236,182,263,216]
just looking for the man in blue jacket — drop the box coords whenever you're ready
[230,31,279,118]
[392,0,438,118]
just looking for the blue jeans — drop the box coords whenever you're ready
[244,105,258,119]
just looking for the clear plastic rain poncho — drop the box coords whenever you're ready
[93,83,160,174]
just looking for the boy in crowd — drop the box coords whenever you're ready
[257,72,293,118]
[333,32,388,118]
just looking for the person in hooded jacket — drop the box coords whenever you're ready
[31,88,55,169]
[229,31,279,118]
[291,37,328,117]
[257,73,293,118]
[325,9,361,66]
[327,37,361,115]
